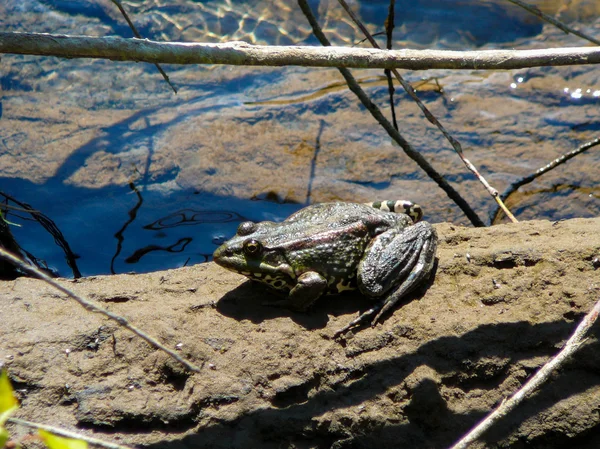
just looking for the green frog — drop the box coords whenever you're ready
[213,201,437,336]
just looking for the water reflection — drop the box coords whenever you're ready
[27,0,586,47]
[144,209,245,230]
[4,176,303,276]
[1,0,599,276]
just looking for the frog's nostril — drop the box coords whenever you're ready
[213,245,226,259]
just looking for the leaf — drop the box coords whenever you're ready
[0,370,18,425]
[39,431,88,449]
[0,426,9,448]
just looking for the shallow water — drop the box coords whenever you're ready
[1,0,599,276]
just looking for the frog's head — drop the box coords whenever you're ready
[213,221,295,290]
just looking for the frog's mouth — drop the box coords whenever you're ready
[213,246,296,283]
[244,269,294,290]
[225,260,295,290]
[223,258,295,279]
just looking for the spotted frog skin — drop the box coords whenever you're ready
[213,201,437,335]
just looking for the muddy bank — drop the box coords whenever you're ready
[1,217,600,448]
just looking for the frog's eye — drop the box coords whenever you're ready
[243,239,263,256]
[237,221,257,236]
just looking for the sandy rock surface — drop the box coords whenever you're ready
[2,217,600,448]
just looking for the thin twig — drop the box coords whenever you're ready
[297,0,485,226]
[2,32,600,70]
[336,0,517,223]
[0,248,202,373]
[384,0,398,130]
[491,137,600,223]
[8,417,133,449]
[384,71,397,130]
[0,203,41,214]
[449,296,600,449]
[505,0,600,46]
[109,0,177,93]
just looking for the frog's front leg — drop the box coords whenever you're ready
[336,222,437,336]
[268,271,328,312]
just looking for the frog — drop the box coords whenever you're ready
[213,200,437,336]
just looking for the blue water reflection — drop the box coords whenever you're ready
[6,177,302,276]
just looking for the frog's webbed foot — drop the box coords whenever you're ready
[335,222,437,337]
[333,304,381,338]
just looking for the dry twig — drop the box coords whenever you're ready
[449,296,600,449]
[7,417,133,449]
[383,0,398,131]
[108,0,177,93]
[335,0,517,223]
[0,247,202,373]
[2,32,600,70]
[297,0,485,226]
[491,137,600,223]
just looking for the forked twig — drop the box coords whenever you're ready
[7,417,133,449]
[0,248,202,373]
[336,0,517,223]
[297,0,485,227]
[109,0,177,93]
[449,296,600,449]
[491,137,600,222]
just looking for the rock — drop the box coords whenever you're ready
[2,217,600,448]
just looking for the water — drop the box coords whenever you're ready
[3,179,300,276]
[1,0,599,276]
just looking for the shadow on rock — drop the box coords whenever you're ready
[215,270,437,332]
[215,280,367,330]
[136,319,600,449]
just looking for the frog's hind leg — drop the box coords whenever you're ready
[335,222,437,337]
[370,223,437,324]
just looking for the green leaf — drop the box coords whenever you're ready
[39,431,88,449]
[0,426,10,448]
[0,371,18,425]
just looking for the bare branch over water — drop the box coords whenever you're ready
[2,32,600,70]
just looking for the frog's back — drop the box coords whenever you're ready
[285,201,412,227]
[264,202,411,283]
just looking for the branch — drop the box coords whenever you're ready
[2,32,600,70]
[108,0,177,93]
[383,0,398,131]
[297,0,485,226]
[0,248,202,373]
[449,296,600,449]
[336,0,517,223]
[491,137,600,223]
